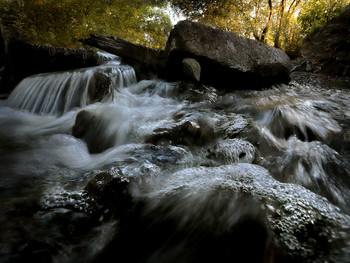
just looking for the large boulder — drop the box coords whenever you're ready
[82,21,292,90]
[96,164,350,262]
[165,20,292,88]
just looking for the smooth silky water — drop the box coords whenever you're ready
[1,58,350,262]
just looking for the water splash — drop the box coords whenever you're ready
[237,84,342,142]
[268,136,350,212]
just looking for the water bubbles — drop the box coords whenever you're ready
[207,138,255,165]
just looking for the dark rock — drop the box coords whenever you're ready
[290,71,350,89]
[321,57,349,77]
[98,190,277,263]
[84,167,132,216]
[42,167,132,217]
[85,167,127,198]
[206,138,256,165]
[16,240,54,263]
[291,60,314,73]
[92,72,112,102]
[147,120,201,146]
[81,35,165,81]
[0,40,108,94]
[177,81,218,103]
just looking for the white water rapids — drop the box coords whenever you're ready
[0,59,350,262]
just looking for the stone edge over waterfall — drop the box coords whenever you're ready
[0,27,110,94]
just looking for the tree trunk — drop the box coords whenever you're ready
[261,0,273,42]
[274,0,286,48]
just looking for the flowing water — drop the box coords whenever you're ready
[0,58,350,262]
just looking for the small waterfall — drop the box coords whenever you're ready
[5,61,137,115]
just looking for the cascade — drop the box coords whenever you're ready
[1,58,350,263]
[5,61,136,115]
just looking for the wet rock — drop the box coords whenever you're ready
[119,164,350,262]
[177,81,218,103]
[212,112,251,139]
[85,168,127,199]
[3,196,101,263]
[291,71,350,89]
[72,109,114,153]
[147,118,215,147]
[329,127,350,156]
[41,168,132,221]
[41,191,91,212]
[182,58,201,81]
[98,189,277,263]
[92,72,112,102]
[148,120,201,146]
[84,167,132,217]
[206,138,256,165]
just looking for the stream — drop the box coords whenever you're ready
[0,57,350,262]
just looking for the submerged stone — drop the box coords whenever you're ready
[72,109,115,153]
[84,167,132,216]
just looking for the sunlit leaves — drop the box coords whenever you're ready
[298,0,350,35]
[171,0,349,53]
[0,0,349,52]
[0,0,172,48]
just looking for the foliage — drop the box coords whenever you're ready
[298,0,350,36]
[171,0,349,53]
[0,0,172,48]
[0,0,349,52]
